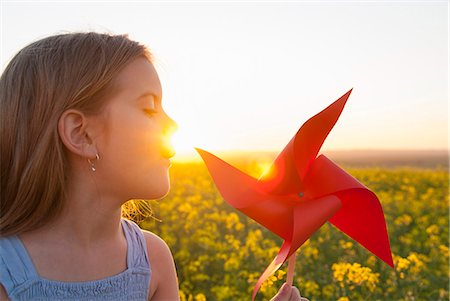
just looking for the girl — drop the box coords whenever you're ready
[0,32,306,301]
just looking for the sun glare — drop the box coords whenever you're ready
[171,127,200,162]
[257,162,273,177]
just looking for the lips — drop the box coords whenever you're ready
[162,147,176,159]
[160,138,176,159]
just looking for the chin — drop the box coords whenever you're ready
[153,184,171,199]
[144,177,171,199]
[131,167,171,199]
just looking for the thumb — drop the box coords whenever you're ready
[289,287,309,301]
[270,283,293,301]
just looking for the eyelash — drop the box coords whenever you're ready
[144,109,158,116]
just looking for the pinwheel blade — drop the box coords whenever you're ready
[304,154,394,267]
[250,195,341,300]
[289,195,342,257]
[293,89,352,181]
[196,148,264,209]
[259,89,352,195]
[196,148,295,239]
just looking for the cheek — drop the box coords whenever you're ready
[111,120,170,198]
[111,114,161,160]
[141,129,163,160]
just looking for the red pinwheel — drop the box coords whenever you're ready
[196,89,394,300]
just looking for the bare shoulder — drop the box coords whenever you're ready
[0,284,10,301]
[141,230,172,259]
[141,230,179,301]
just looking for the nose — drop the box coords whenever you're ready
[163,112,178,137]
[160,112,178,159]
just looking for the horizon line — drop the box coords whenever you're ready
[172,147,449,162]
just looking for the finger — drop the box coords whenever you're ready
[270,283,292,301]
[293,286,310,301]
[288,287,303,301]
[288,286,299,301]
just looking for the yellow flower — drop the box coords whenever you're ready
[339,240,353,249]
[321,284,334,299]
[303,246,319,259]
[195,293,206,301]
[426,224,439,235]
[395,257,411,271]
[439,245,449,258]
[224,256,239,271]
[303,280,320,296]
[337,297,350,301]
[260,273,280,292]
[399,235,413,246]
[179,290,186,301]
[332,262,379,291]
[365,255,376,267]
[332,262,350,284]
[225,213,244,231]
[407,252,425,274]
[394,214,412,226]
[276,269,286,280]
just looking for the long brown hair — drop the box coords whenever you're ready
[0,32,151,236]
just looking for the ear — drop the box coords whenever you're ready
[58,109,98,159]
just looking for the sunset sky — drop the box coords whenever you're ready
[1,1,448,157]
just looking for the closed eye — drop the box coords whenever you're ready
[144,108,158,116]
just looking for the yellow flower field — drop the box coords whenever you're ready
[135,158,449,301]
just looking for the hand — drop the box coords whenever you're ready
[269,283,309,301]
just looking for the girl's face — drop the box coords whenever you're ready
[93,57,177,202]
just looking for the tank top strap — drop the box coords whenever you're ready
[0,220,151,299]
[0,235,38,294]
[120,219,150,271]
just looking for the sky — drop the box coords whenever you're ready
[1,1,448,157]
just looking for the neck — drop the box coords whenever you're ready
[26,172,125,248]
[53,198,124,246]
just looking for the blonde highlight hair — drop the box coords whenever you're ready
[1,32,152,236]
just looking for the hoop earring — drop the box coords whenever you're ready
[87,153,100,172]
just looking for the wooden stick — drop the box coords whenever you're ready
[286,252,296,286]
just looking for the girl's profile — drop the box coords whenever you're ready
[0,32,306,301]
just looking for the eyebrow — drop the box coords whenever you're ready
[137,92,158,101]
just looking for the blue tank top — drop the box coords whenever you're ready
[0,219,151,300]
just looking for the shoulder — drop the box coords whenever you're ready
[0,285,10,301]
[141,230,179,300]
[0,236,19,300]
[141,230,172,260]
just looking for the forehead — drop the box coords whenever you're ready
[113,57,162,100]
